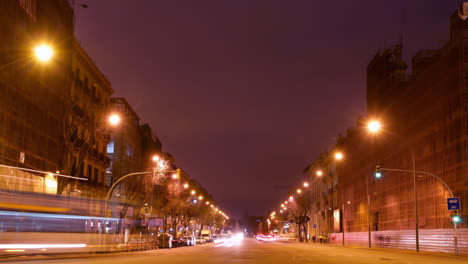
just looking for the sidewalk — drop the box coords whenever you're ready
[304,241,468,258]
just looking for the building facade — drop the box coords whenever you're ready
[304,6,468,253]
[59,38,114,196]
[0,0,74,172]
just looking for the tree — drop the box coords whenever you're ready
[284,191,313,242]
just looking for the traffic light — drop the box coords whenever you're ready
[451,210,461,223]
[375,165,382,178]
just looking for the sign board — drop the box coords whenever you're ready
[333,209,341,232]
[447,198,461,211]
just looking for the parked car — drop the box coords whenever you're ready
[201,233,213,242]
[176,236,195,246]
[195,237,206,244]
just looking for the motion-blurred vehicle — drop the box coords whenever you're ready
[195,237,206,244]
[201,229,213,242]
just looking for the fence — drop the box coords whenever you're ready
[328,228,468,254]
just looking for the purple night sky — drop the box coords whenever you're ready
[75,0,458,219]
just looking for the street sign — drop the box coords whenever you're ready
[447,198,461,211]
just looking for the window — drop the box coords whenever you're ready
[107,141,114,154]
[125,143,134,157]
[19,0,36,20]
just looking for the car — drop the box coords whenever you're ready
[201,233,213,242]
[195,237,206,244]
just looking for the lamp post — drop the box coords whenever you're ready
[376,167,458,255]
[104,168,181,218]
[365,120,420,251]
[333,152,344,245]
[0,43,55,72]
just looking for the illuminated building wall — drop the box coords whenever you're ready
[0,1,74,172]
[304,8,468,238]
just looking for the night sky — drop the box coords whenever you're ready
[75,0,459,219]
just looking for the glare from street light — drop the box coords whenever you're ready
[171,173,178,179]
[152,155,160,162]
[303,182,309,188]
[108,114,121,126]
[367,120,381,133]
[34,44,53,62]
[198,195,203,200]
[335,152,343,160]
[296,189,302,194]
[289,196,294,201]
[183,183,189,189]
[191,190,196,195]
[316,170,323,176]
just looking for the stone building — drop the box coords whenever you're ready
[303,5,468,252]
[106,98,163,203]
[58,38,114,196]
[0,0,74,172]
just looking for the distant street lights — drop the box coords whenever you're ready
[334,152,343,160]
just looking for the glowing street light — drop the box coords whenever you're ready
[191,190,196,195]
[108,114,121,126]
[289,196,294,201]
[171,173,178,179]
[34,44,54,62]
[335,152,343,160]
[198,195,204,200]
[303,182,309,188]
[367,120,382,133]
[296,189,302,194]
[316,170,323,176]
[183,183,189,189]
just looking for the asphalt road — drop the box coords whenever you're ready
[2,239,467,264]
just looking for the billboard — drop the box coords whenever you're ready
[333,209,341,232]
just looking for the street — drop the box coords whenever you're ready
[2,239,467,264]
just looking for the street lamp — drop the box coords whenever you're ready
[316,170,323,177]
[334,152,343,160]
[364,120,420,251]
[303,182,309,188]
[108,114,121,127]
[367,120,381,134]
[34,44,54,62]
